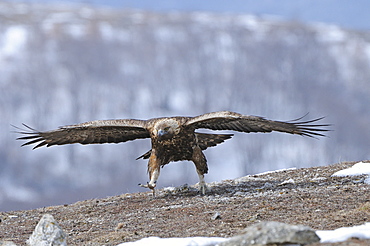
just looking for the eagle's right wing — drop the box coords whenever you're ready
[15,119,150,149]
[185,111,330,138]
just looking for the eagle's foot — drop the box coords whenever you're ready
[199,183,208,195]
[138,181,156,196]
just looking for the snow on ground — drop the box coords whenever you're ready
[118,162,370,246]
[332,161,370,184]
[317,223,370,243]
[0,25,27,58]
[117,236,227,246]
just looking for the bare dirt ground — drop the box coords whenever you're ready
[1,161,370,246]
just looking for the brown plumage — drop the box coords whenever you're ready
[16,111,330,195]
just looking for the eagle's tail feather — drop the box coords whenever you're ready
[136,151,151,160]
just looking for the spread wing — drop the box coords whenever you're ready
[15,119,150,149]
[136,133,233,160]
[185,111,330,138]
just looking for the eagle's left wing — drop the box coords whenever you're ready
[15,119,150,149]
[185,111,330,138]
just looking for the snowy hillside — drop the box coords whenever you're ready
[0,1,369,211]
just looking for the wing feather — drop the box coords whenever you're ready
[196,133,234,150]
[16,119,150,149]
[185,111,330,138]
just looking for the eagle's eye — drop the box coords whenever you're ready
[164,126,170,132]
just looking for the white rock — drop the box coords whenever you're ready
[0,241,17,246]
[27,214,67,246]
[278,178,295,186]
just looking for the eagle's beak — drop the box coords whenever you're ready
[158,129,172,140]
[158,129,166,139]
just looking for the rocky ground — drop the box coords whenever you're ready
[1,161,370,246]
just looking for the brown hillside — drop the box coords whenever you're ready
[1,161,370,245]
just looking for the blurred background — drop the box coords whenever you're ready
[1,0,369,211]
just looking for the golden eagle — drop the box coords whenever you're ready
[16,111,329,195]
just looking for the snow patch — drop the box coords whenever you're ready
[332,162,370,184]
[67,24,86,39]
[117,236,227,246]
[99,22,115,41]
[0,26,27,58]
[315,24,347,43]
[237,15,260,30]
[317,223,370,243]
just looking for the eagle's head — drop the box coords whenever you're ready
[154,119,180,141]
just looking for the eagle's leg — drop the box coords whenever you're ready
[192,146,209,195]
[196,170,207,195]
[139,150,160,196]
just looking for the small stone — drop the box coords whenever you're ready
[27,214,67,246]
[278,178,295,186]
[116,222,125,230]
[211,212,221,220]
[163,187,177,193]
[0,241,17,246]
[311,177,326,182]
[248,213,261,222]
[261,182,273,189]
[234,191,246,197]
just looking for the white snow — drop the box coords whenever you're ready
[278,178,295,185]
[317,223,370,243]
[99,22,115,41]
[117,236,227,246]
[316,24,347,43]
[0,25,27,58]
[66,24,86,39]
[332,161,370,184]
[237,15,259,30]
